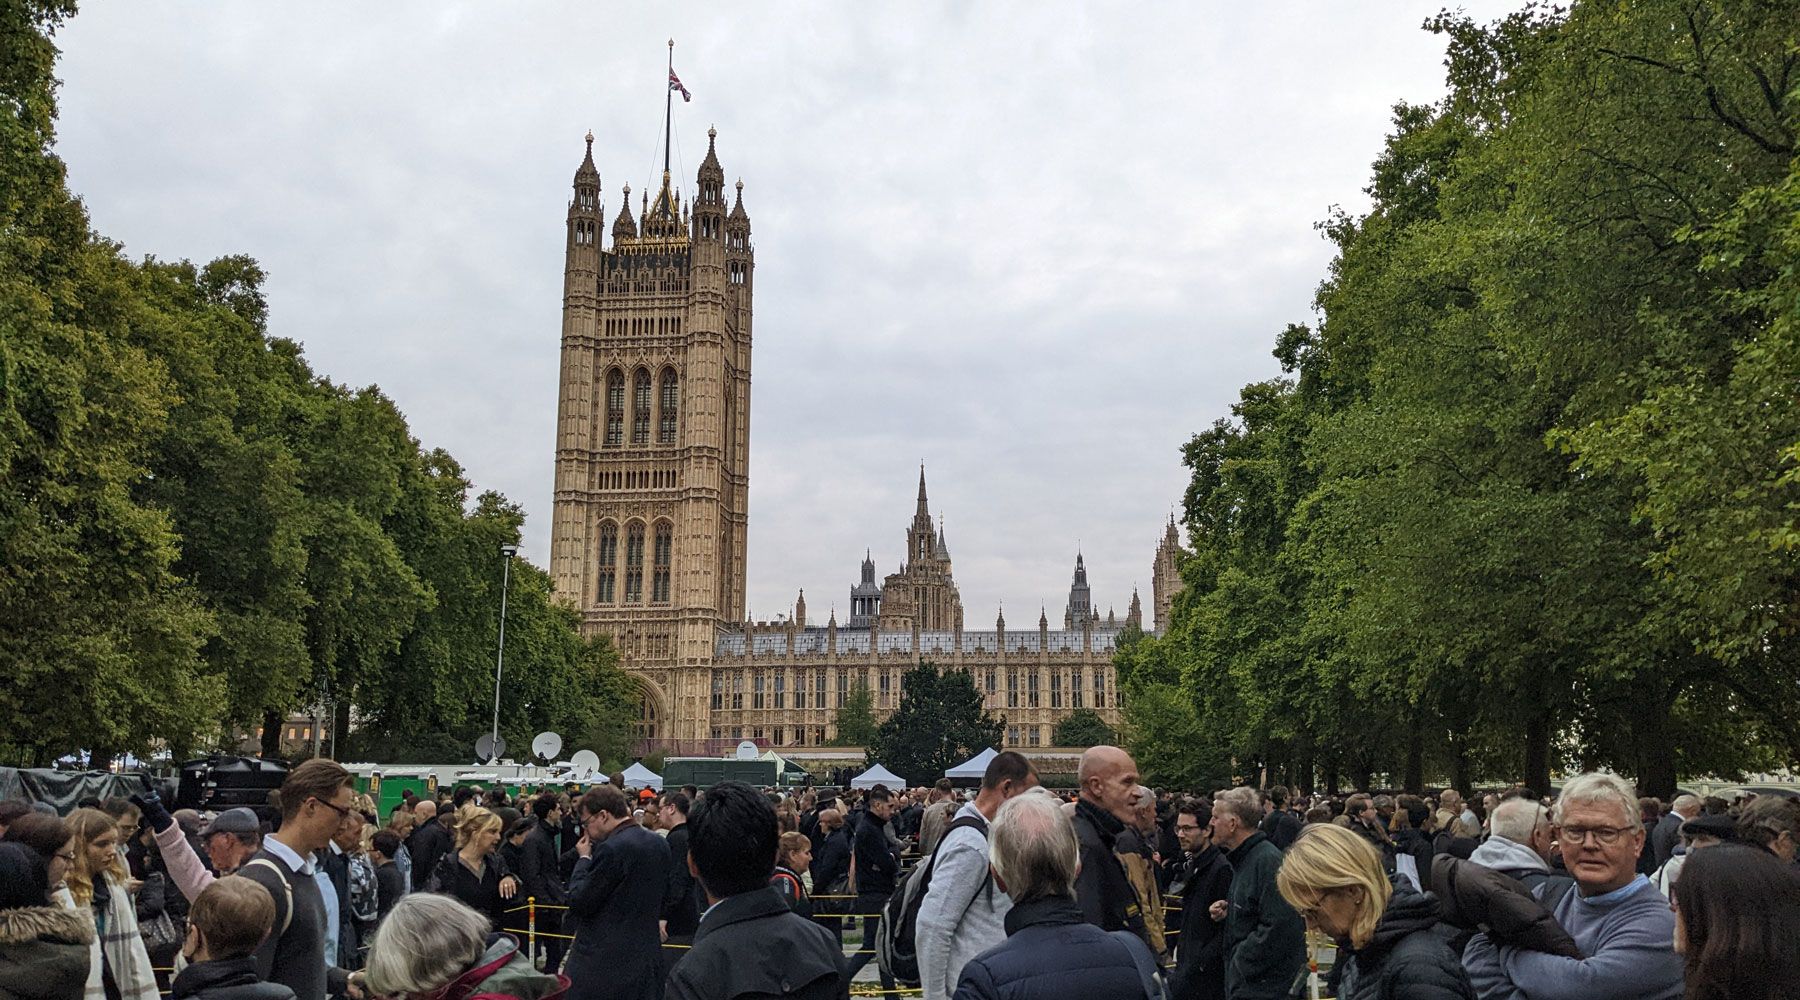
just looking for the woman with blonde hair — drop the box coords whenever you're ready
[64,808,159,1000]
[386,806,417,891]
[1276,823,1473,1000]
[424,807,519,931]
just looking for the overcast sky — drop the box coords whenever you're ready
[54,2,1516,630]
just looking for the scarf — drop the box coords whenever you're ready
[78,873,160,1000]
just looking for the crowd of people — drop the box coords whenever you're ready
[3,750,1800,1000]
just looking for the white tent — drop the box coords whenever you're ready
[620,761,663,791]
[945,747,999,781]
[850,764,906,790]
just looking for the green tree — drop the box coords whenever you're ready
[1051,708,1116,748]
[865,664,1003,785]
[831,680,876,746]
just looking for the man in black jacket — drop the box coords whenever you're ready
[658,792,701,946]
[842,786,898,992]
[1071,746,1148,946]
[1257,786,1302,852]
[565,785,671,1000]
[403,800,451,894]
[665,782,844,1000]
[519,794,568,970]
[1168,799,1232,1000]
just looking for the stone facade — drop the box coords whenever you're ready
[1151,516,1186,632]
[548,127,1164,753]
[547,129,753,745]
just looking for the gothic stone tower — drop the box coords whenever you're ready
[549,128,754,744]
[1151,515,1185,632]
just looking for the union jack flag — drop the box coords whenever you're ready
[669,69,691,102]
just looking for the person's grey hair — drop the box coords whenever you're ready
[363,893,490,996]
[1215,787,1261,827]
[1131,786,1155,810]
[990,790,1079,905]
[1489,798,1547,843]
[1671,793,1701,814]
[1551,773,1638,828]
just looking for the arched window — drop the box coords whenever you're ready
[632,369,652,445]
[658,369,679,444]
[624,522,645,602]
[604,370,624,447]
[652,522,672,603]
[596,521,618,603]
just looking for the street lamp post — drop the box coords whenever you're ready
[490,543,519,761]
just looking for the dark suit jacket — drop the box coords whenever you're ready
[1651,812,1684,868]
[565,822,671,1000]
[662,824,701,938]
[1170,846,1234,1000]
[405,819,452,894]
[520,824,567,905]
[665,887,846,1000]
[851,812,898,905]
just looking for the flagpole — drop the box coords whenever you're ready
[664,38,674,181]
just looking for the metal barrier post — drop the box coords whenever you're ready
[527,896,538,967]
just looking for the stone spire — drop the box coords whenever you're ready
[612,183,638,241]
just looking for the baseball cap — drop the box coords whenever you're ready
[200,807,261,838]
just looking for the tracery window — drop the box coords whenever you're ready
[652,522,672,603]
[624,522,644,602]
[596,521,618,603]
[604,370,624,447]
[632,370,652,444]
[658,370,679,443]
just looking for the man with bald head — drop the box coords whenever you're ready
[404,797,451,893]
[1072,746,1149,946]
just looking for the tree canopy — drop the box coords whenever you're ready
[865,664,1004,783]
[1121,0,1800,798]
[0,0,635,767]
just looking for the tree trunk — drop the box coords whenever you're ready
[1405,715,1425,793]
[88,747,115,772]
[1524,708,1552,798]
[1324,767,1341,796]
[1295,751,1315,795]
[261,709,282,758]
[333,700,352,761]
[1634,683,1682,800]
[1450,744,1471,796]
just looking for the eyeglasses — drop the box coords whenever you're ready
[55,852,77,863]
[1175,824,1202,833]
[311,796,352,820]
[1557,825,1637,846]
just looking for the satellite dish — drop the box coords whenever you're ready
[474,734,506,764]
[735,740,760,761]
[532,732,563,761]
[570,749,601,774]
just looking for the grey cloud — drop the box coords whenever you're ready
[54,0,1519,628]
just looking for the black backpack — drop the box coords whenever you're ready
[876,813,989,987]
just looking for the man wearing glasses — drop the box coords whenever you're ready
[241,757,360,1000]
[1463,772,1683,1000]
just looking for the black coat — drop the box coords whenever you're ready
[662,824,701,938]
[1258,810,1303,852]
[951,895,1157,1000]
[1071,799,1147,941]
[1168,846,1233,1000]
[171,959,296,1000]
[851,812,897,906]
[406,818,453,893]
[1651,812,1683,869]
[1333,884,1475,1000]
[427,851,514,932]
[563,822,671,1000]
[519,824,567,906]
[665,887,845,1000]
[374,861,404,923]
[811,829,850,898]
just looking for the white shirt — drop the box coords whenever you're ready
[263,835,315,876]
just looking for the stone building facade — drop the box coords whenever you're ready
[548,129,1172,752]
[1152,515,1186,632]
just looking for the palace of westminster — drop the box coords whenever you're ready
[547,126,1185,754]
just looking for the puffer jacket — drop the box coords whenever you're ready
[1334,883,1475,1000]
[1425,855,1580,958]
[951,895,1158,1000]
[0,904,95,1000]
[422,934,567,1000]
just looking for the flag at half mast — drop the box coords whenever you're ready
[669,68,691,102]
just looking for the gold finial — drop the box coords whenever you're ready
[668,38,674,49]
[708,125,717,140]
[735,178,743,191]
[584,129,594,146]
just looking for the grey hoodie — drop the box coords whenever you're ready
[1469,835,1548,877]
